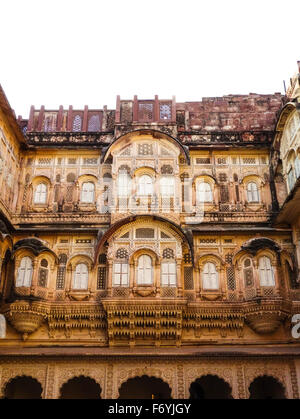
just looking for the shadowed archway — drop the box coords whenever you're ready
[249,375,286,399]
[189,374,233,399]
[118,375,172,399]
[60,376,102,399]
[4,376,43,399]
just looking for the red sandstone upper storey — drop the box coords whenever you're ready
[24,93,284,134]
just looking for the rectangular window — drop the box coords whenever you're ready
[113,263,129,286]
[242,157,257,165]
[195,157,211,164]
[161,262,176,287]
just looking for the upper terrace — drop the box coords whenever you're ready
[22,93,284,136]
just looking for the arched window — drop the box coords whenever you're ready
[113,262,129,287]
[196,182,212,203]
[202,262,219,290]
[72,115,82,132]
[137,255,153,285]
[16,256,33,287]
[259,256,275,286]
[34,183,47,204]
[118,173,131,196]
[161,261,176,287]
[138,175,153,196]
[81,182,95,203]
[73,263,89,289]
[160,177,175,197]
[247,182,260,203]
[38,258,49,287]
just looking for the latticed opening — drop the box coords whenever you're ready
[138,102,154,121]
[196,158,211,164]
[56,267,66,289]
[226,266,236,291]
[184,266,194,290]
[242,157,256,165]
[220,185,229,203]
[162,248,174,259]
[161,165,173,174]
[38,268,48,287]
[118,165,131,174]
[184,253,192,264]
[88,115,101,132]
[120,101,133,123]
[66,173,76,183]
[225,253,233,264]
[66,186,74,202]
[116,248,129,259]
[97,267,107,290]
[218,173,228,182]
[161,287,176,298]
[136,228,155,239]
[59,254,68,264]
[138,143,153,155]
[159,103,172,120]
[217,158,227,165]
[72,115,82,132]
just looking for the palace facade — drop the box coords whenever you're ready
[0,63,300,398]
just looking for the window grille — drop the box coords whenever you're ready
[217,158,227,165]
[242,157,256,165]
[38,268,48,287]
[136,228,155,239]
[162,248,174,259]
[116,248,129,259]
[83,158,98,165]
[161,165,173,175]
[72,115,82,132]
[159,103,172,120]
[226,266,235,290]
[184,267,194,290]
[138,143,153,155]
[196,157,211,164]
[87,115,100,132]
[97,267,107,289]
[138,103,154,121]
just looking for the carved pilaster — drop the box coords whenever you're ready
[44,364,56,399]
[289,360,300,399]
[176,364,185,399]
[105,363,114,399]
[236,365,247,399]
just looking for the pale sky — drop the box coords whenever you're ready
[1,0,299,118]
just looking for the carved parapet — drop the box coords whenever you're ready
[244,299,291,334]
[4,300,48,340]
